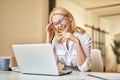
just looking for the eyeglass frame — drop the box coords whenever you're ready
[52,14,68,28]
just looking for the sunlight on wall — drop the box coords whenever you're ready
[0,0,48,57]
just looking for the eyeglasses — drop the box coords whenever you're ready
[52,17,65,28]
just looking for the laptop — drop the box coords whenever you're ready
[12,43,72,76]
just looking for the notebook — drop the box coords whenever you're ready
[12,43,72,76]
[88,72,120,80]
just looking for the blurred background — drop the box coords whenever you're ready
[0,0,120,72]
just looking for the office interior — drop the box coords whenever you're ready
[0,0,120,72]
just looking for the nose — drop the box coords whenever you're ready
[58,24,62,28]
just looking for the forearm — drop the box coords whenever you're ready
[46,32,52,43]
[75,39,86,66]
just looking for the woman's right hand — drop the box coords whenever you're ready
[46,23,54,43]
[46,23,54,33]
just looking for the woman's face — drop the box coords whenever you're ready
[52,14,71,33]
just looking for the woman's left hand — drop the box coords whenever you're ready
[57,32,79,43]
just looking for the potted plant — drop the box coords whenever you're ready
[111,40,120,72]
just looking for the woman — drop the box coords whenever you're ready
[46,7,91,72]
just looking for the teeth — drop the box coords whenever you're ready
[58,25,66,32]
[61,25,66,29]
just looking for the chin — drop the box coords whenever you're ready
[58,29,67,33]
[57,25,69,33]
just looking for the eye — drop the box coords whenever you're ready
[58,18,64,24]
[53,22,58,27]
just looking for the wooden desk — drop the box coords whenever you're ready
[0,71,120,80]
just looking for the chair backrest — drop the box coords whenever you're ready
[90,49,104,72]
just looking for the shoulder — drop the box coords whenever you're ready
[74,31,91,44]
[75,26,91,39]
[74,31,91,39]
[76,26,86,34]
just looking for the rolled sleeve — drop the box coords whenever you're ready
[77,33,91,72]
[77,57,91,72]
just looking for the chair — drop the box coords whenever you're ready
[90,49,104,72]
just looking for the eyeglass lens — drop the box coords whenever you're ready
[53,18,64,27]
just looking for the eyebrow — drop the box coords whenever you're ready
[53,17,64,23]
[52,14,68,23]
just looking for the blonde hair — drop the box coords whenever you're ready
[49,7,85,34]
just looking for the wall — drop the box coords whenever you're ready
[110,20,120,35]
[115,33,120,40]
[100,18,117,71]
[86,11,100,27]
[0,0,48,66]
[56,0,86,28]
[86,11,100,38]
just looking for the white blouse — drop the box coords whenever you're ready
[52,32,91,72]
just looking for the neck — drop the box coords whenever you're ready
[67,26,75,34]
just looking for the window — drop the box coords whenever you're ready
[85,24,108,69]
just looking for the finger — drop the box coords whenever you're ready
[48,23,54,28]
[57,34,66,43]
[60,34,69,43]
[60,36,67,43]
[58,31,65,35]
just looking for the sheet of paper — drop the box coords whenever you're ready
[87,72,120,80]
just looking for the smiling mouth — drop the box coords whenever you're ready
[59,25,66,30]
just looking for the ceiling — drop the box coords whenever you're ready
[70,0,120,21]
